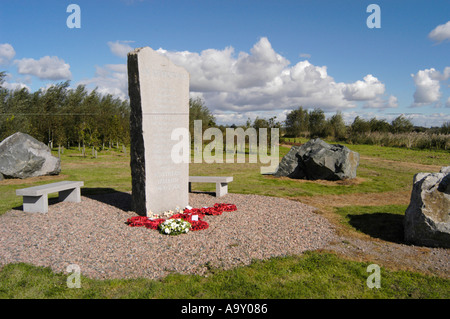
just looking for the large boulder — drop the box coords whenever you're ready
[274,138,359,180]
[0,132,61,179]
[404,166,450,248]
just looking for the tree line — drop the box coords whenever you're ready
[1,72,130,150]
[1,71,448,151]
[283,106,450,150]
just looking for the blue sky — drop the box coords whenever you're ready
[0,0,449,126]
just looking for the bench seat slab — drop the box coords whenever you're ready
[16,181,84,213]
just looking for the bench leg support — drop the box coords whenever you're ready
[216,182,228,197]
[59,187,81,203]
[22,194,48,213]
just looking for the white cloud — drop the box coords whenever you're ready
[14,56,72,80]
[343,74,385,101]
[405,112,450,127]
[157,37,389,115]
[1,81,30,91]
[79,37,394,124]
[411,67,450,106]
[77,64,128,100]
[428,21,450,43]
[157,38,291,93]
[446,97,450,108]
[108,40,134,58]
[0,43,16,65]
[364,94,398,109]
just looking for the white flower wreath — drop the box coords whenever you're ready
[159,218,191,236]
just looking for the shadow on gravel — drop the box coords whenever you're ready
[81,188,218,213]
[12,197,62,212]
[347,212,405,244]
[82,188,132,212]
[189,190,216,197]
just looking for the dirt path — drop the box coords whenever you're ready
[322,236,449,279]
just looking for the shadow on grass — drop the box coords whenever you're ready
[347,212,405,244]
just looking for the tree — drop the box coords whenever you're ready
[369,117,390,132]
[189,97,215,125]
[189,97,215,139]
[34,81,70,146]
[252,116,280,145]
[285,106,308,137]
[308,108,326,138]
[0,87,32,140]
[0,71,6,87]
[327,111,347,141]
[391,115,413,134]
[351,116,370,135]
[440,121,450,135]
[0,79,131,148]
[252,116,269,130]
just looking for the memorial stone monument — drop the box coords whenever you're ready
[127,47,189,216]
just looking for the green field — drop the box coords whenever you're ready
[0,142,449,299]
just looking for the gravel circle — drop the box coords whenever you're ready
[0,192,339,280]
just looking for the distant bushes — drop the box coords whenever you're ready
[283,106,450,151]
[346,131,450,150]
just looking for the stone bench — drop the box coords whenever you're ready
[16,181,84,213]
[189,176,233,197]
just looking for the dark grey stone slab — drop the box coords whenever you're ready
[274,138,359,181]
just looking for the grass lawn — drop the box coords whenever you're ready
[0,142,449,299]
[335,205,408,244]
[1,251,448,299]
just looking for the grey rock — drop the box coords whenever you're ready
[404,166,450,248]
[273,145,303,178]
[0,132,61,179]
[0,172,3,181]
[274,138,360,180]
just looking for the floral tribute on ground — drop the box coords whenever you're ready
[126,203,237,235]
